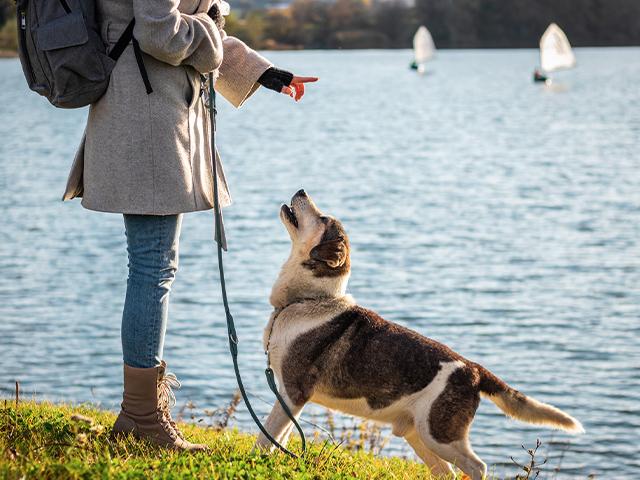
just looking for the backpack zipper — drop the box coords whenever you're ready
[18,9,36,84]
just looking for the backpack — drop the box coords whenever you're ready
[16,0,152,109]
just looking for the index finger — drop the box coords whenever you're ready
[292,76,319,83]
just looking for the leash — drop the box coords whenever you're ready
[206,73,306,458]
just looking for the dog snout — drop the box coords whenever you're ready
[291,189,310,212]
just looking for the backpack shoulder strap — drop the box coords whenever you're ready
[108,19,135,61]
[108,19,153,94]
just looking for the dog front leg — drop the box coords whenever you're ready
[253,395,304,452]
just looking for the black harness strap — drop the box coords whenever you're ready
[207,73,306,459]
[109,19,153,95]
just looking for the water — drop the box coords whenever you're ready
[1,48,639,478]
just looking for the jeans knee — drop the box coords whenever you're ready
[127,250,178,291]
[158,257,178,290]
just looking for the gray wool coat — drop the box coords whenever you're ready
[62,0,272,214]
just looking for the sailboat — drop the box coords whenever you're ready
[534,23,576,83]
[410,26,435,74]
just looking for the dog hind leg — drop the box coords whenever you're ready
[417,365,486,478]
[404,428,454,478]
[417,432,486,480]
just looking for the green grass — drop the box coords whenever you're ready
[0,400,450,479]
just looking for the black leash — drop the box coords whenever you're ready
[206,73,306,458]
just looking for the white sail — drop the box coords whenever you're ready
[540,23,576,72]
[413,26,435,64]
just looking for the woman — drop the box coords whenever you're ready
[62,0,317,451]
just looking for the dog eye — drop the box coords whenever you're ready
[320,216,329,224]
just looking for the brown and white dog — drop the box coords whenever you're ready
[255,190,583,479]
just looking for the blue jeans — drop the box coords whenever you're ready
[121,214,183,368]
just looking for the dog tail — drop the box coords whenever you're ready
[476,364,584,434]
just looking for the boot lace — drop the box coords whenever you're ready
[157,371,185,440]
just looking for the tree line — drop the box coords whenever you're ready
[226,0,640,49]
[1,0,639,50]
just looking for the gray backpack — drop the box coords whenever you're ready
[16,0,152,109]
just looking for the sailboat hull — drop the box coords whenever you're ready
[533,71,548,83]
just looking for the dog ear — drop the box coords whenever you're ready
[310,236,347,269]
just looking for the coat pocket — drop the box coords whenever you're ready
[183,66,203,109]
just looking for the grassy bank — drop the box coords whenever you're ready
[1,400,446,479]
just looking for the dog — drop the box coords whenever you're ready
[255,190,583,479]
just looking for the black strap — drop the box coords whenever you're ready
[108,19,135,62]
[131,38,153,95]
[108,19,153,95]
[207,73,306,459]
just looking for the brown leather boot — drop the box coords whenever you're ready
[112,361,208,451]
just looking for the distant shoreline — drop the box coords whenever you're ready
[0,44,637,60]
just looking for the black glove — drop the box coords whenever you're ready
[207,4,225,30]
[257,67,294,93]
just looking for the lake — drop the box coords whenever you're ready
[1,48,639,478]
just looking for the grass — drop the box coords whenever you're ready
[1,399,449,480]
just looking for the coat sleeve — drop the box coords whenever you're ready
[132,0,223,74]
[215,31,272,108]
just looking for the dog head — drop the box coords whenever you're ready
[271,190,351,308]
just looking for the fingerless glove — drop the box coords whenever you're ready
[257,67,294,92]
